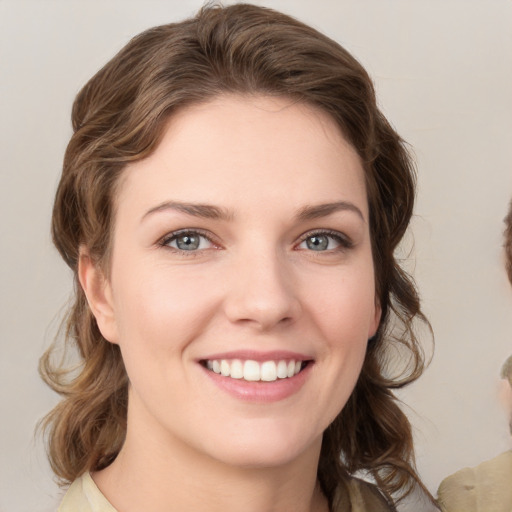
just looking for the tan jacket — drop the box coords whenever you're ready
[437,450,512,512]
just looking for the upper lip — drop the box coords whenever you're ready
[198,350,313,362]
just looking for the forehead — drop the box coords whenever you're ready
[115,94,368,218]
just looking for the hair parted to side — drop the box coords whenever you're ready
[40,3,433,507]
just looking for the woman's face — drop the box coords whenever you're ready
[88,95,380,469]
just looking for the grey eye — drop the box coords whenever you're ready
[298,232,346,252]
[175,233,200,250]
[165,231,215,251]
[305,235,329,251]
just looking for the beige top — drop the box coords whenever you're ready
[58,473,116,512]
[437,450,512,512]
[58,472,394,512]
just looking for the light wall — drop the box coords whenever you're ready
[1,1,511,511]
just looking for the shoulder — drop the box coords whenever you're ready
[58,473,117,512]
[332,476,396,512]
[437,450,512,512]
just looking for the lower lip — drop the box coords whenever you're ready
[200,363,312,403]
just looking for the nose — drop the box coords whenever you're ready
[223,247,301,331]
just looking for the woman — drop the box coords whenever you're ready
[40,4,433,511]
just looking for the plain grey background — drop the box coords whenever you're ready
[1,1,511,511]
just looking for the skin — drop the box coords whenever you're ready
[80,94,381,512]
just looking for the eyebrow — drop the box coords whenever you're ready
[296,201,365,222]
[142,201,234,222]
[142,200,365,223]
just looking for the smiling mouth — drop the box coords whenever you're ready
[200,359,311,382]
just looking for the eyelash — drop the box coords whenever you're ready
[296,229,353,252]
[158,228,353,255]
[159,228,219,255]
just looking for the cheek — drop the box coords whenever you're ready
[111,262,221,356]
[305,268,377,343]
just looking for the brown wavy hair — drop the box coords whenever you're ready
[40,3,433,508]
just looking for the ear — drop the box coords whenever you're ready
[78,249,119,344]
[368,300,382,338]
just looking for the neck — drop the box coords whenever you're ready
[93,399,329,512]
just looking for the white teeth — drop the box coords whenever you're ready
[205,358,306,381]
[220,360,230,377]
[230,359,243,379]
[243,360,260,381]
[277,360,288,379]
[261,361,277,381]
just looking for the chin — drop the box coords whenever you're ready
[213,446,309,470]
[199,421,322,470]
